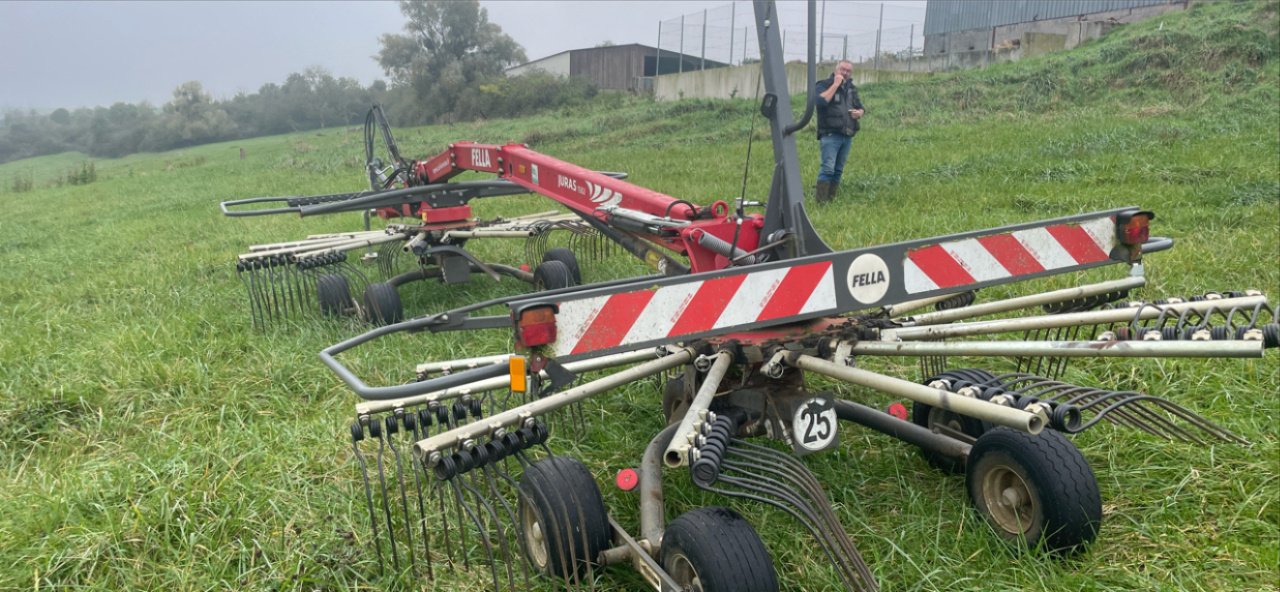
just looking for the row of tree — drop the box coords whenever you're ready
[0,68,389,163]
[1,1,599,165]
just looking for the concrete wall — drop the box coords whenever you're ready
[653,62,925,101]
[924,1,1184,55]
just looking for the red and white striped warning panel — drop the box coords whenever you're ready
[553,261,836,357]
[903,216,1115,294]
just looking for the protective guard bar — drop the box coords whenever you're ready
[320,271,667,401]
[320,209,1167,397]
[523,208,1162,361]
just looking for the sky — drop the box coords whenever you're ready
[0,0,925,112]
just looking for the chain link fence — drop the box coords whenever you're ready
[654,1,927,74]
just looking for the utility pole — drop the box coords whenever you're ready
[655,21,663,76]
[679,14,685,74]
[819,0,827,61]
[700,9,707,70]
[874,3,884,74]
[908,23,914,72]
[729,2,736,65]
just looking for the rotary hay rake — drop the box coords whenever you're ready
[310,2,1277,590]
[222,105,622,327]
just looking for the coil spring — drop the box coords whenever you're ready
[235,254,296,272]
[690,413,744,487]
[1042,289,1130,314]
[934,290,976,311]
[1106,297,1278,348]
[430,422,550,481]
[927,369,1082,432]
[295,251,348,270]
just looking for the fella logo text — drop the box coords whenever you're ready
[849,270,885,288]
[471,148,492,168]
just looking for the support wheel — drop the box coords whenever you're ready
[966,427,1102,556]
[533,260,575,291]
[661,507,778,592]
[316,274,352,317]
[518,456,611,579]
[362,282,403,325]
[542,248,582,285]
[911,401,985,473]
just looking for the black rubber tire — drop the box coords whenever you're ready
[362,282,403,325]
[316,274,351,317]
[660,507,779,592]
[966,427,1102,556]
[517,456,611,579]
[542,248,582,285]
[911,401,986,474]
[533,260,575,291]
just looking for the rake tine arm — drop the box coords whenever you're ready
[357,348,662,416]
[219,194,334,217]
[787,354,1046,433]
[848,339,1264,359]
[413,348,696,461]
[899,277,1146,326]
[298,180,522,217]
[881,296,1269,341]
[663,350,734,468]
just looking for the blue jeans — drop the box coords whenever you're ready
[818,133,852,183]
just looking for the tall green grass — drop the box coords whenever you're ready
[1,1,1276,590]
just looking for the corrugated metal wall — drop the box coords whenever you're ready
[924,0,1175,35]
[571,46,654,91]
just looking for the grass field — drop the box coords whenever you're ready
[2,2,1277,591]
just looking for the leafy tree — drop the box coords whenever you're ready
[377,0,526,122]
[155,81,235,148]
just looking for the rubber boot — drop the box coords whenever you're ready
[830,181,840,201]
[815,180,832,204]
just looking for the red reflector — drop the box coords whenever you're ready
[615,468,639,491]
[517,306,557,348]
[887,402,908,420]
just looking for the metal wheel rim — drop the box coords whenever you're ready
[521,497,549,569]
[928,406,965,433]
[667,552,702,592]
[979,462,1038,535]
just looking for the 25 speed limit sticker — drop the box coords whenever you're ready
[792,397,838,452]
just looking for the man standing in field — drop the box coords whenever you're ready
[814,60,865,204]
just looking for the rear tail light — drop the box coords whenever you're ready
[1116,211,1154,246]
[515,305,558,348]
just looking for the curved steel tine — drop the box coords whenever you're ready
[484,464,531,589]
[238,265,265,328]
[723,444,870,577]
[718,442,877,590]
[385,420,418,576]
[373,435,402,574]
[407,417,435,581]
[450,479,501,590]
[1076,391,1203,442]
[351,425,385,574]
[710,469,876,592]
[463,471,516,589]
